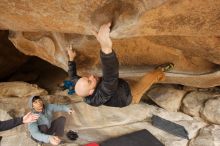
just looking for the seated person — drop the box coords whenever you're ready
[28,96,73,145]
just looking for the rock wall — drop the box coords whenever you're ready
[0,0,219,36]
[0,0,220,87]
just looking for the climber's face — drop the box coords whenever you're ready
[32,98,44,112]
[75,74,100,97]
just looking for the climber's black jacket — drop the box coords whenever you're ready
[68,51,132,107]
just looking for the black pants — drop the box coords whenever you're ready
[32,116,66,143]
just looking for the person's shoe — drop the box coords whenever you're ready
[156,63,174,72]
[60,130,78,144]
[66,130,79,141]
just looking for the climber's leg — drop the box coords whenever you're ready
[131,63,174,104]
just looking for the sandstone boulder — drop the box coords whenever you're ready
[61,102,206,140]
[201,97,220,124]
[1,101,207,146]
[0,82,208,146]
[0,0,219,37]
[0,81,47,98]
[182,91,220,117]
[147,85,186,112]
[189,125,220,146]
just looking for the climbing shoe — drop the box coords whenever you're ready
[66,130,78,141]
[156,63,174,72]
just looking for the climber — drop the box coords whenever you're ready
[0,112,39,132]
[28,96,74,145]
[67,23,174,107]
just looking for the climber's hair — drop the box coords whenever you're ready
[32,96,42,103]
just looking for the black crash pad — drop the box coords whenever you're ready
[152,115,189,139]
[100,129,164,146]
